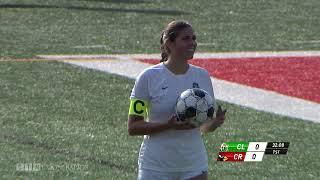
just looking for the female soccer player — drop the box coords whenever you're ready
[128,20,226,180]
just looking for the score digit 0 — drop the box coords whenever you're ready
[255,144,259,150]
[252,153,256,160]
[244,152,264,162]
[247,142,267,152]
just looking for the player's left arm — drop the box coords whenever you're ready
[200,105,226,133]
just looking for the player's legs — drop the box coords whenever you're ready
[138,168,208,180]
[138,168,178,180]
[181,169,208,180]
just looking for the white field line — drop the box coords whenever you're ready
[62,58,150,79]
[214,78,320,122]
[53,55,320,123]
[38,51,320,61]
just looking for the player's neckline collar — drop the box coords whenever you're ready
[162,63,191,77]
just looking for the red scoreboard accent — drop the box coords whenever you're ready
[217,152,246,162]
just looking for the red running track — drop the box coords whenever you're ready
[139,56,320,103]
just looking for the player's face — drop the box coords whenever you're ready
[171,27,197,60]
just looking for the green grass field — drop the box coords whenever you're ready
[1,0,319,58]
[0,0,320,179]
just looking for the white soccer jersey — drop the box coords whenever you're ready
[130,63,215,172]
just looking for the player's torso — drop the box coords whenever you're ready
[147,64,210,123]
[139,64,210,171]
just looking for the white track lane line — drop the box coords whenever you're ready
[38,51,320,61]
[58,57,319,123]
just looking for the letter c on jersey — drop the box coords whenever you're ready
[134,100,145,114]
[129,98,148,117]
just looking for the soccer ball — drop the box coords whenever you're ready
[175,88,214,127]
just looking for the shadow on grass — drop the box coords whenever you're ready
[0,4,188,15]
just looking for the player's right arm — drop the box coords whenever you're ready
[128,115,172,136]
[127,98,173,136]
[128,115,195,136]
[127,98,195,136]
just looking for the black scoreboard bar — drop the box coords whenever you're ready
[265,142,290,155]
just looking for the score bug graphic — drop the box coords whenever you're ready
[217,142,289,162]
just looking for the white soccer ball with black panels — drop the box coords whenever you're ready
[175,88,214,127]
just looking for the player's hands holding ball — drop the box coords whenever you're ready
[197,105,227,133]
[167,116,197,130]
[167,105,227,131]
[212,105,227,128]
